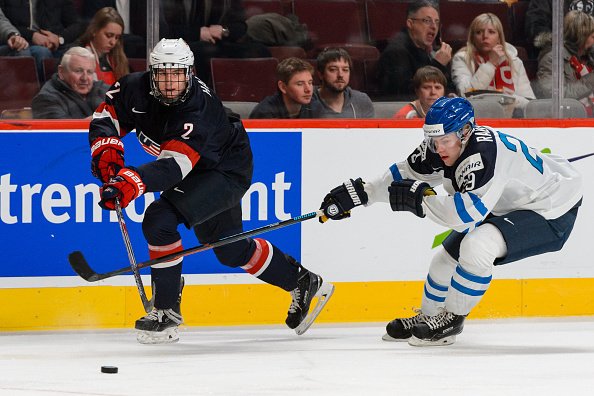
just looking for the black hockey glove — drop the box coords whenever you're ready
[319,178,368,223]
[388,179,436,218]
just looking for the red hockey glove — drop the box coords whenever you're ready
[99,168,146,210]
[91,137,125,183]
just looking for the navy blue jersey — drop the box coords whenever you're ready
[89,72,252,192]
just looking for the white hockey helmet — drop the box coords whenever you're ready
[149,38,195,105]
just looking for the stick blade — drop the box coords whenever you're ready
[68,251,100,282]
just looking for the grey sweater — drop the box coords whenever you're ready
[32,74,108,119]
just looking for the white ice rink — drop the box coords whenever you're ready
[2,317,594,395]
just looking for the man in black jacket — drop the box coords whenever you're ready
[159,0,270,84]
[0,0,86,80]
[377,0,452,100]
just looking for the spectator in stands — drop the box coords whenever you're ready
[250,57,321,119]
[159,0,270,84]
[0,0,86,81]
[377,0,453,100]
[525,0,594,51]
[77,7,130,86]
[0,7,30,56]
[451,13,535,114]
[313,47,374,118]
[32,47,109,119]
[394,66,446,119]
[80,0,147,58]
[533,10,594,115]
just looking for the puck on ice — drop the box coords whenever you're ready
[101,366,118,374]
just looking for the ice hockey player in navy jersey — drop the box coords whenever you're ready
[89,38,334,344]
[319,96,582,346]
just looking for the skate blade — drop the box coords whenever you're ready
[136,327,180,344]
[407,334,456,347]
[294,282,335,336]
[381,333,410,342]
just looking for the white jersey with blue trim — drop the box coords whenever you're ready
[364,125,583,233]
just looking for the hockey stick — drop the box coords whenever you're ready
[568,152,594,162]
[114,198,153,312]
[69,210,325,282]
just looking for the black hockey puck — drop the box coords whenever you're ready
[101,366,118,374]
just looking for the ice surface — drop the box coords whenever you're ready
[1,317,594,395]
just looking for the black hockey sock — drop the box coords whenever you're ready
[151,263,183,309]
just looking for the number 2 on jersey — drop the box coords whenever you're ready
[497,132,544,174]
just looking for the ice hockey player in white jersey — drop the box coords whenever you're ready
[319,96,583,346]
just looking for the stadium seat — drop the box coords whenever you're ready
[210,58,279,102]
[524,99,588,119]
[42,58,58,82]
[223,101,259,119]
[468,98,506,119]
[268,46,307,61]
[373,101,409,118]
[365,0,409,51]
[0,107,32,119]
[128,58,147,72]
[0,57,40,112]
[293,0,370,51]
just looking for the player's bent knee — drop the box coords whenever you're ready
[459,224,506,274]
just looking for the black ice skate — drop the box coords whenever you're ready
[382,309,427,342]
[285,267,334,335]
[408,310,465,346]
[136,278,184,344]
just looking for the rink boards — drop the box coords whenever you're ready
[1,119,594,330]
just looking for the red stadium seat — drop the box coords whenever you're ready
[0,57,40,112]
[210,58,279,102]
[42,57,58,83]
[293,0,369,49]
[128,58,147,72]
[365,0,410,50]
[268,46,307,61]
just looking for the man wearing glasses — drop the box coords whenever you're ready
[378,0,453,100]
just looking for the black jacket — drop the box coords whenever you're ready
[0,0,85,45]
[377,29,451,101]
[160,0,247,43]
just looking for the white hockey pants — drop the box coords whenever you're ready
[421,223,507,316]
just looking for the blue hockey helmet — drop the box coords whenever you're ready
[423,96,475,151]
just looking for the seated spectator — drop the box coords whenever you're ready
[313,47,374,118]
[377,0,453,100]
[0,7,30,56]
[1,0,86,80]
[32,47,109,119]
[81,0,147,58]
[451,13,535,113]
[533,10,594,115]
[525,0,594,51]
[160,0,270,84]
[394,66,446,119]
[250,57,321,119]
[77,7,130,86]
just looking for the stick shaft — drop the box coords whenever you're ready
[72,210,324,281]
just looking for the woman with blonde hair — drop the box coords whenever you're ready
[534,10,594,115]
[451,13,534,112]
[78,7,129,86]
